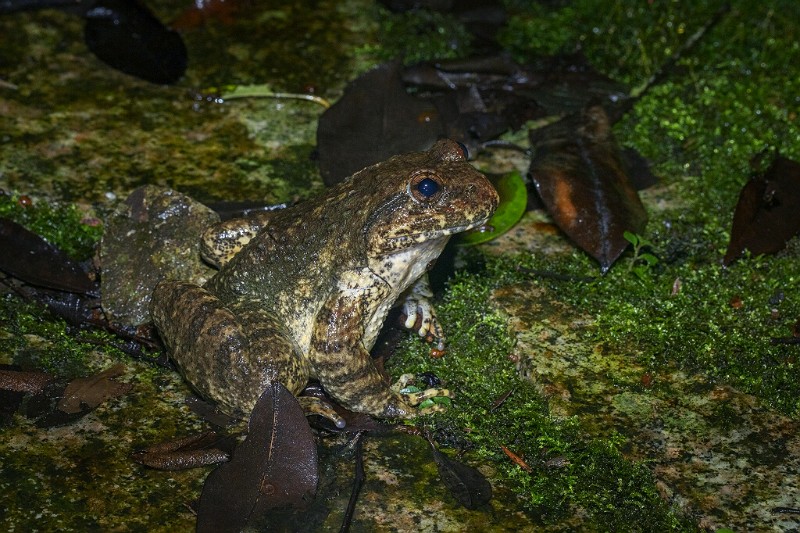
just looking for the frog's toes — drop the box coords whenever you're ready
[390,373,416,393]
[402,295,445,348]
[387,373,452,416]
[399,386,452,407]
[297,396,346,429]
[391,374,451,406]
[415,399,449,415]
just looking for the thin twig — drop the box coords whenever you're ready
[770,337,800,345]
[340,432,365,533]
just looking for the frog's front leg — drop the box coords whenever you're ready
[150,280,311,417]
[200,211,275,268]
[401,274,445,350]
[310,281,450,419]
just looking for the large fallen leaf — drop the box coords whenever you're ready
[423,432,491,510]
[723,155,800,266]
[529,104,648,272]
[432,447,492,509]
[317,54,620,186]
[197,382,318,533]
[84,0,187,84]
[316,61,443,185]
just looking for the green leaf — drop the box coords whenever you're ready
[640,253,659,266]
[623,230,639,246]
[459,171,527,245]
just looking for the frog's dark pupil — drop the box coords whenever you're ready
[417,177,440,198]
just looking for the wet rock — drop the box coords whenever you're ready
[101,185,219,325]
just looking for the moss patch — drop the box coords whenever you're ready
[358,5,474,65]
[496,0,800,416]
[480,244,800,416]
[386,268,696,531]
[0,192,101,261]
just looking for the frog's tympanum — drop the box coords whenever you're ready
[150,139,498,424]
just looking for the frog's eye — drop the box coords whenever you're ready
[409,171,443,202]
[417,178,439,197]
[456,141,469,160]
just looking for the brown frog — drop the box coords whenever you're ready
[150,139,498,425]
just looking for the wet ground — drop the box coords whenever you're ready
[1,1,799,531]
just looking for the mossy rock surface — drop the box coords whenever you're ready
[1,0,799,531]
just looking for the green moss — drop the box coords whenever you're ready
[358,6,474,64]
[0,294,160,377]
[482,241,800,417]
[386,269,695,531]
[492,0,800,418]
[500,0,729,87]
[0,192,102,261]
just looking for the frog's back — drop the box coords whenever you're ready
[204,195,366,350]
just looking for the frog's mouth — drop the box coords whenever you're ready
[382,214,493,250]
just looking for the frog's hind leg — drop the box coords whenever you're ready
[150,281,310,417]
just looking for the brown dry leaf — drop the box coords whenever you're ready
[0,217,95,294]
[316,61,443,185]
[58,364,133,414]
[132,431,236,470]
[530,104,648,272]
[723,155,800,265]
[196,382,318,533]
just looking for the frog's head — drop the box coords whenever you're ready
[359,139,499,257]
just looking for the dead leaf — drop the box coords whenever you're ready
[529,104,648,272]
[316,61,443,185]
[316,53,632,187]
[196,382,318,533]
[723,155,800,265]
[57,364,132,414]
[0,217,96,294]
[83,0,187,84]
[429,442,492,510]
[132,431,236,470]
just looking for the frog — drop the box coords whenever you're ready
[149,139,498,425]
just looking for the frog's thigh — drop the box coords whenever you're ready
[151,281,308,415]
[228,300,311,396]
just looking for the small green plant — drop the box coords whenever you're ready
[623,231,659,279]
